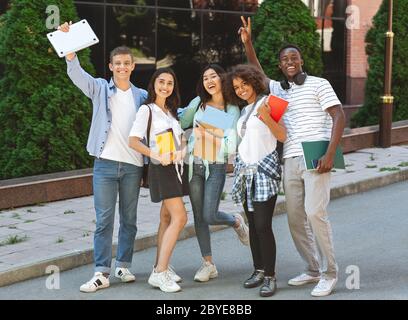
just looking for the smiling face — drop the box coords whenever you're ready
[232,77,256,104]
[203,68,222,96]
[109,54,135,81]
[154,72,174,100]
[279,48,304,82]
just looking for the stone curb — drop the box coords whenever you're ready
[0,168,407,287]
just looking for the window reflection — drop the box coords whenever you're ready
[106,6,156,89]
[201,12,243,67]
[157,9,201,105]
[76,4,105,77]
[0,0,347,102]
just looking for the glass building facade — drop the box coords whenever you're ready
[1,0,347,104]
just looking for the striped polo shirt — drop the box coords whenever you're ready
[269,76,341,159]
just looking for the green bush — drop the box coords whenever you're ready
[0,0,95,179]
[251,0,323,80]
[351,0,408,127]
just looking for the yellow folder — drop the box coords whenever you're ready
[155,129,176,155]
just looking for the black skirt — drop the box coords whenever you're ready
[148,163,189,203]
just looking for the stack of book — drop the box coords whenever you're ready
[194,106,234,162]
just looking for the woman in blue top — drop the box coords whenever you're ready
[179,64,250,282]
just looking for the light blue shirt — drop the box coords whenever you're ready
[66,56,148,158]
[178,97,240,181]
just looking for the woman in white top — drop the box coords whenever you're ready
[227,64,286,297]
[129,68,188,293]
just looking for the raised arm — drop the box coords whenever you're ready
[239,16,271,85]
[59,21,101,99]
[239,17,262,71]
[178,96,201,130]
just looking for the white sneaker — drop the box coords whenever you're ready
[233,214,249,246]
[311,278,337,297]
[114,267,136,283]
[194,261,218,282]
[288,273,321,286]
[80,272,110,293]
[148,268,181,293]
[168,265,182,283]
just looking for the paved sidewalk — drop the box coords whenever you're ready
[0,145,407,287]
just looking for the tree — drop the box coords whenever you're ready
[351,0,408,127]
[0,0,95,179]
[251,0,323,80]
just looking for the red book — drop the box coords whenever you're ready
[259,95,288,122]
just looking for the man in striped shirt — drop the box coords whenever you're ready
[239,17,345,297]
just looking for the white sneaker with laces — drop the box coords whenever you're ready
[168,265,182,283]
[288,273,321,286]
[311,278,337,297]
[233,214,249,246]
[80,272,110,293]
[148,268,181,293]
[194,261,218,282]
[115,267,136,283]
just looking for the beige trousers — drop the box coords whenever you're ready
[283,156,338,279]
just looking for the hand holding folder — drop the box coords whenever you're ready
[155,129,176,160]
[258,95,288,123]
[196,106,234,138]
[193,125,222,162]
[301,140,345,171]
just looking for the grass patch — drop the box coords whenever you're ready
[398,162,408,167]
[12,213,21,219]
[0,234,28,246]
[220,191,227,201]
[379,167,400,172]
[56,237,64,243]
[64,210,75,215]
[366,164,377,169]
[24,220,35,223]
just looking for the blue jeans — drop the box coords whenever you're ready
[93,158,143,274]
[189,163,235,257]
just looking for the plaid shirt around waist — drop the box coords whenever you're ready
[232,151,281,212]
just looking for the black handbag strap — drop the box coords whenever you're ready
[145,104,152,163]
[146,104,152,146]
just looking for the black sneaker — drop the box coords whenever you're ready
[260,276,277,297]
[243,270,264,288]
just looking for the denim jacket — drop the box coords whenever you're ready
[66,56,148,157]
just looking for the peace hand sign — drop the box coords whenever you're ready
[238,16,252,44]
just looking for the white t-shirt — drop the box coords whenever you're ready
[100,87,143,166]
[269,76,341,159]
[237,96,277,165]
[129,103,183,153]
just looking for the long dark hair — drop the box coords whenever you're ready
[226,64,267,107]
[196,64,230,110]
[145,68,180,119]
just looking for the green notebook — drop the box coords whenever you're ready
[301,140,345,170]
